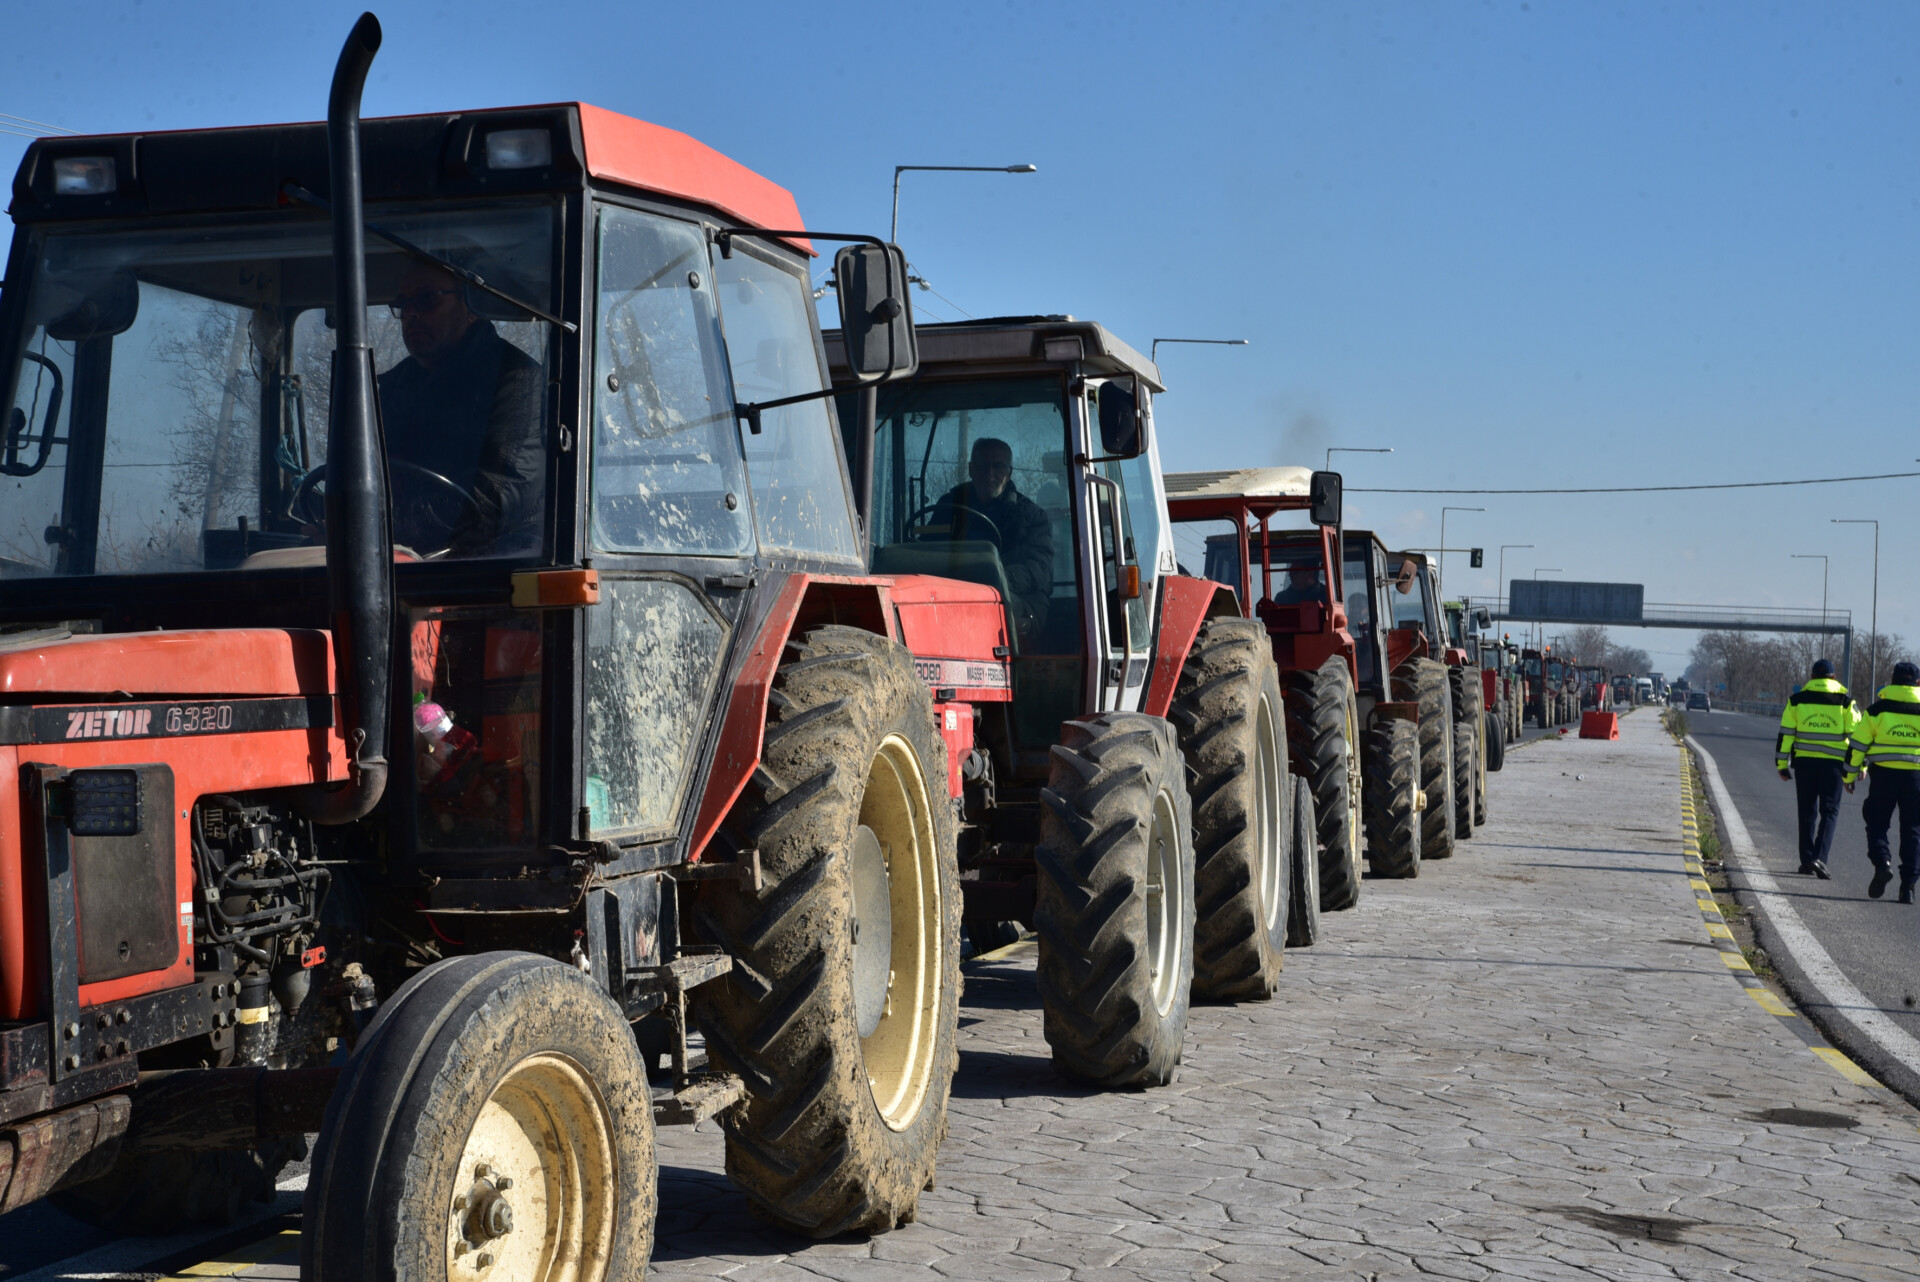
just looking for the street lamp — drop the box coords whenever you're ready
[1498,544,1534,615]
[1150,337,1248,365]
[1833,518,1880,691]
[1791,554,1829,654]
[891,164,1037,243]
[1325,446,1392,472]
[1438,506,1484,595]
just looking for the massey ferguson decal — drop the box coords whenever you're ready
[912,658,1011,690]
[0,696,331,747]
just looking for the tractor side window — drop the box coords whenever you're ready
[716,246,861,563]
[590,207,751,557]
[1343,535,1377,687]
[1170,518,1244,600]
[409,609,543,854]
[4,331,74,577]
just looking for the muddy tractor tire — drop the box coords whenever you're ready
[303,952,655,1281]
[52,1140,302,1236]
[1035,713,1197,1088]
[1284,656,1364,913]
[1394,658,1456,861]
[1485,708,1506,772]
[1364,715,1424,878]
[1285,775,1321,948]
[691,626,960,1236]
[1172,618,1289,1003]
[1452,718,1476,840]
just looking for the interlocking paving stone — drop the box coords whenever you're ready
[653,711,1920,1279]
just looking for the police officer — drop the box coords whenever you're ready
[1848,660,1920,903]
[1776,658,1859,878]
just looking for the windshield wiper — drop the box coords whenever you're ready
[281,182,575,333]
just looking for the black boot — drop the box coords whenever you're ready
[1869,866,1893,899]
[1813,863,1831,880]
[1900,881,1916,906]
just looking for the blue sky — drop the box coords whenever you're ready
[4,1,1915,677]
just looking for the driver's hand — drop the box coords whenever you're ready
[1778,769,1792,781]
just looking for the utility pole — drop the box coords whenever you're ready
[1833,519,1879,691]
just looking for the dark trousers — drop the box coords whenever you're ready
[1862,767,1920,883]
[1792,758,1846,868]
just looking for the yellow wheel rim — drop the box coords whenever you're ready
[856,733,944,1131]
[445,1053,616,1282]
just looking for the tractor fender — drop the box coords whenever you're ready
[1142,575,1238,718]
[685,573,898,865]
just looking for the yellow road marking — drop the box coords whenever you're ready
[1689,878,1711,892]
[1697,898,1723,915]
[167,1230,300,1278]
[1811,1046,1882,1087]
[1721,952,1752,971]
[1706,922,1734,940]
[1746,988,1796,1017]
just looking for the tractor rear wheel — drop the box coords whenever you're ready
[1364,716,1423,878]
[1285,776,1321,948]
[1485,708,1506,772]
[1035,713,1196,1087]
[1172,618,1289,1003]
[303,952,654,1281]
[1394,658,1455,860]
[1284,657,1363,911]
[691,626,959,1236]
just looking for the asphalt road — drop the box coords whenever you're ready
[1688,707,1920,1101]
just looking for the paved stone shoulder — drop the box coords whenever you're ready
[654,711,1920,1280]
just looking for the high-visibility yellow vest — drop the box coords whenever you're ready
[1849,684,1920,774]
[1776,677,1858,770]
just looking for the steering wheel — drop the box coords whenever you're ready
[291,461,483,559]
[906,501,1003,546]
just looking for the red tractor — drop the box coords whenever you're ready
[1164,474,1429,890]
[0,17,1018,1275]
[827,319,1303,1072]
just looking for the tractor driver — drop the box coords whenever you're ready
[378,261,545,557]
[930,437,1054,643]
[1271,559,1327,605]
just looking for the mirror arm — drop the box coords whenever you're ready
[733,385,844,435]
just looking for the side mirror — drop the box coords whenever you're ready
[834,243,917,384]
[42,271,139,341]
[1096,375,1147,458]
[1474,606,1492,630]
[1309,470,1342,527]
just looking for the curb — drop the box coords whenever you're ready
[1677,746,1887,1091]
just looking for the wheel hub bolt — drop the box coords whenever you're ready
[477,1253,494,1268]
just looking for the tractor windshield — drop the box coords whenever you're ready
[3,202,558,577]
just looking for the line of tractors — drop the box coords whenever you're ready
[0,16,1560,1278]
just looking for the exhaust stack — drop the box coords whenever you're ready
[295,11,391,823]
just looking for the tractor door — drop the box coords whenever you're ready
[1076,378,1166,712]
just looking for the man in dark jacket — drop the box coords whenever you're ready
[379,262,545,557]
[930,437,1054,643]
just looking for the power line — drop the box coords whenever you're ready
[0,111,77,135]
[1350,470,1920,495]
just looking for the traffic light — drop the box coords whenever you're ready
[1470,547,1484,568]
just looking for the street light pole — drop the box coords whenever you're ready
[1791,554,1829,656]
[1498,544,1533,619]
[892,163,1037,244]
[1438,506,1484,596]
[1150,337,1248,365]
[1325,446,1392,473]
[1833,519,1880,691]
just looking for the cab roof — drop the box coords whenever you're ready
[1164,467,1313,501]
[11,102,808,249]
[826,316,1163,389]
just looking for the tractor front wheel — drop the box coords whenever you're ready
[1394,658,1456,861]
[302,952,654,1282]
[1036,713,1196,1087]
[1284,656,1364,912]
[1285,776,1321,948]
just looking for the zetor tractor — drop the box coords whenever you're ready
[1161,467,1365,924]
[0,17,994,1274]
[826,318,1302,1081]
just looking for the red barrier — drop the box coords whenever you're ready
[1579,711,1620,740]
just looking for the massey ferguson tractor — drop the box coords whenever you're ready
[824,319,1303,1083]
[0,15,1016,1275]
[1160,478,1428,886]
[1162,468,1362,922]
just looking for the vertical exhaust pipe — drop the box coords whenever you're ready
[295,12,391,823]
